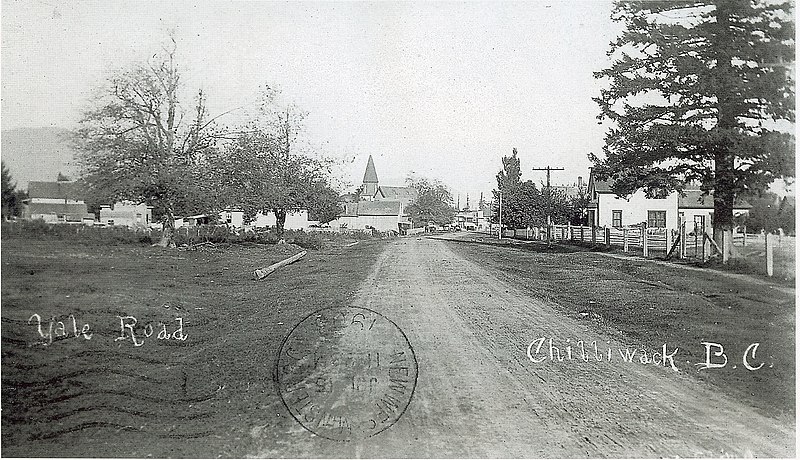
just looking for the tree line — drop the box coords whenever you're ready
[491,148,588,233]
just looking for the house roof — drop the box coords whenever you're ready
[678,190,752,209]
[589,171,751,209]
[375,186,418,202]
[343,200,403,217]
[26,202,91,219]
[27,181,84,200]
[592,179,613,193]
[363,155,379,184]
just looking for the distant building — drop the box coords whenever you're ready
[251,209,316,230]
[550,176,587,199]
[454,208,490,231]
[23,181,93,223]
[359,155,380,200]
[175,209,316,231]
[99,202,153,228]
[330,156,415,233]
[373,185,418,206]
[334,201,412,233]
[357,155,418,204]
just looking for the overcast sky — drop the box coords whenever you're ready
[2,0,625,203]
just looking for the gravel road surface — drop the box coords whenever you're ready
[256,236,794,457]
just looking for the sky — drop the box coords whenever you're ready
[2,0,628,203]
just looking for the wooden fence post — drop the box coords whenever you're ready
[623,227,629,252]
[665,228,672,258]
[701,232,707,261]
[742,225,747,246]
[765,232,774,277]
[567,222,572,241]
[642,226,649,257]
[679,223,686,259]
[604,227,610,246]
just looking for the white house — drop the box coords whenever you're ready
[587,170,751,233]
[332,200,411,233]
[212,208,316,230]
[251,209,316,230]
[587,175,679,232]
[99,202,153,228]
[678,190,751,234]
[23,181,93,223]
[219,208,245,228]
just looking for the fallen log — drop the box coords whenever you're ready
[253,251,307,280]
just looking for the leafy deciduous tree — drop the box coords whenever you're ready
[74,38,222,247]
[216,112,340,236]
[405,177,454,226]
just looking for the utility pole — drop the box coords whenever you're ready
[532,166,565,245]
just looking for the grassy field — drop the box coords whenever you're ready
[443,234,795,421]
[1,236,385,457]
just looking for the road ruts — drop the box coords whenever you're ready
[254,236,795,458]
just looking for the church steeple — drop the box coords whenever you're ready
[360,155,379,200]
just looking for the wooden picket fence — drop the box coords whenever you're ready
[501,223,781,277]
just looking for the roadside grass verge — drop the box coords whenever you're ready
[443,234,795,421]
[1,237,384,457]
[497,230,795,284]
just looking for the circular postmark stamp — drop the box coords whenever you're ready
[275,306,418,441]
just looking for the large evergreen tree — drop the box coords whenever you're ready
[592,0,794,259]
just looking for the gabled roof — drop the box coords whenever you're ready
[343,200,403,217]
[375,186,418,202]
[363,155,379,184]
[27,181,84,200]
[678,190,752,209]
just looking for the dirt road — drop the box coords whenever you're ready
[255,236,794,457]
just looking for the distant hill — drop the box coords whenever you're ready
[1,127,80,191]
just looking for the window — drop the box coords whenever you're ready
[647,210,666,228]
[612,210,622,228]
[226,212,232,224]
[694,215,705,233]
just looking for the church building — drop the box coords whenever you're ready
[332,155,417,233]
